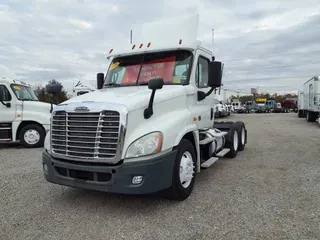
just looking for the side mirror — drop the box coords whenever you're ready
[208,61,223,88]
[47,85,62,94]
[97,73,104,89]
[148,77,164,90]
[144,77,164,119]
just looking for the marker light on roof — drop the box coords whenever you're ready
[139,43,143,49]
[179,39,182,44]
[147,42,151,48]
[132,44,136,50]
[109,49,113,54]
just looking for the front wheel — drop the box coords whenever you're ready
[167,139,196,201]
[19,124,45,148]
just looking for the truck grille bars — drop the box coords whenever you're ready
[51,110,120,161]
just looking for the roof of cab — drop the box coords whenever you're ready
[0,65,32,86]
[105,13,212,59]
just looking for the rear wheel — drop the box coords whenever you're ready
[235,121,247,151]
[225,124,239,158]
[167,139,196,201]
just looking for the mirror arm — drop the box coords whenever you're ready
[0,101,11,108]
[50,100,53,113]
[205,87,215,97]
[144,89,156,119]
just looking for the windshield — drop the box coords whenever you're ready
[104,50,193,87]
[10,84,39,101]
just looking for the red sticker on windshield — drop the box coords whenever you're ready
[122,56,176,84]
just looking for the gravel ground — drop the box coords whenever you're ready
[0,113,320,240]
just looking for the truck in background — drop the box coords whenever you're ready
[281,99,297,113]
[231,100,242,113]
[244,101,256,113]
[265,99,277,113]
[72,81,96,98]
[42,14,248,201]
[273,102,282,113]
[302,76,320,123]
[0,65,53,148]
[255,98,267,113]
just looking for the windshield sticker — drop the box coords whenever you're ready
[110,62,120,71]
[13,85,21,91]
[122,56,176,84]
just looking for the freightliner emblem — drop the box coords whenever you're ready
[74,106,90,112]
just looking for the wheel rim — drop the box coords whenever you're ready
[179,151,194,188]
[24,129,40,145]
[241,127,245,145]
[233,130,239,151]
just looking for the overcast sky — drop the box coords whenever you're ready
[1,0,320,95]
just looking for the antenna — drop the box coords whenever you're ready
[130,30,133,44]
[212,29,215,61]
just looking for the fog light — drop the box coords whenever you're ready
[132,176,143,185]
[43,164,48,174]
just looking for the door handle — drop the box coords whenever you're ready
[210,108,213,120]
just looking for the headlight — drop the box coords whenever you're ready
[44,131,51,152]
[125,132,163,159]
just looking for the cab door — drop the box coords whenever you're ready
[0,84,16,123]
[193,53,213,129]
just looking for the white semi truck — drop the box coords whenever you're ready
[72,81,96,98]
[302,76,320,124]
[0,65,52,147]
[42,14,248,200]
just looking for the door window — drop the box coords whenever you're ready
[0,85,12,101]
[196,56,209,88]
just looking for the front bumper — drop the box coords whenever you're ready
[42,150,177,194]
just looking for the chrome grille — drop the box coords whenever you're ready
[51,110,120,160]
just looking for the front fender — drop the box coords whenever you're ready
[122,107,196,159]
[22,111,51,126]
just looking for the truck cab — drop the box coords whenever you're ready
[231,101,242,112]
[265,99,276,113]
[72,82,96,98]
[244,101,256,113]
[42,14,248,201]
[0,65,52,147]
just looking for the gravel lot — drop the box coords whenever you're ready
[1,113,319,240]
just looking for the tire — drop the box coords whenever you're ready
[167,139,197,201]
[19,124,45,148]
[306,111,313,122]
[298,110,304,118]
[224,124,239,158]
[234,121,247,151]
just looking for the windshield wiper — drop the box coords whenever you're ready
[104,83,121,87]
[138,82,149,86]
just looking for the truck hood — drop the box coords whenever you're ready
[61,85,187,111]
[23,101,53,114]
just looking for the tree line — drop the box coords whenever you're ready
[229,93,298,103]
[33,79,70,103]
